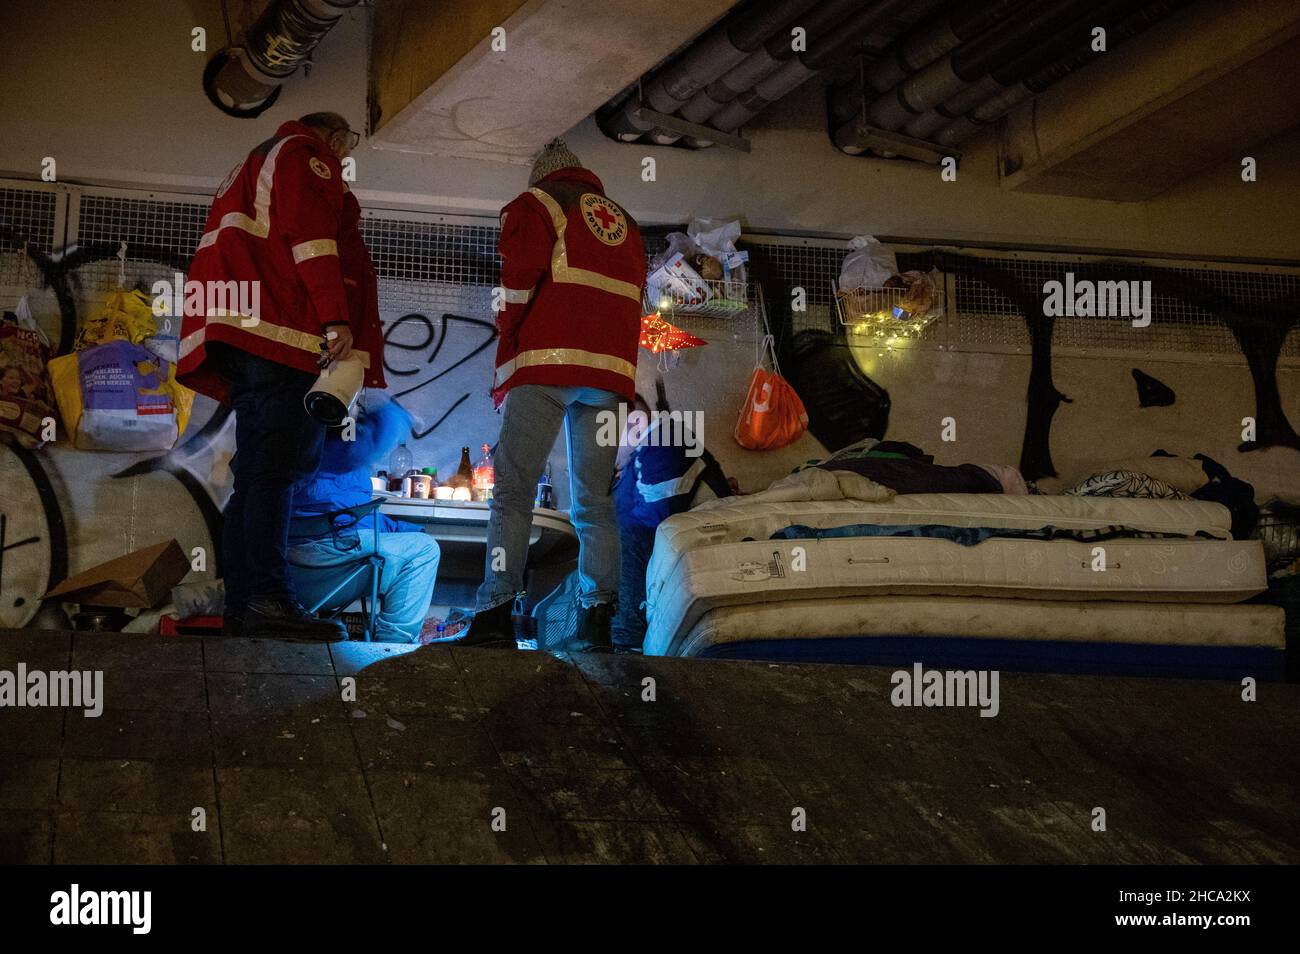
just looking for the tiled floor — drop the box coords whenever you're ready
[1,628,1297,864]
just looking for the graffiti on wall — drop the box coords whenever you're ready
[0,226,511,627]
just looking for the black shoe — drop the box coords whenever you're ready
[570,603,614,654]
[222,615,243,638]
[457,601,518,648]
[243,598,347,642]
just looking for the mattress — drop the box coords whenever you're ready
[664,597,1286,678]
[669,494,1234,552]
[644,495,1267,657]
[667,596,1286,658]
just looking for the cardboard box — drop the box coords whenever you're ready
[44,539,190,609]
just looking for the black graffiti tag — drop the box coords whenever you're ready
[383,312,497,439]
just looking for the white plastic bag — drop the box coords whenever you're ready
[687,217,747,285]
[839,235,897,290]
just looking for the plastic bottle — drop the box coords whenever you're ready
[535,462,555,509]
[472,443,495,501]
[389,441,413,478]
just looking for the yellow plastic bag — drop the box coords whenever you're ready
[75,289,158,350]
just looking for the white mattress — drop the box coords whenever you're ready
[671,493,1233,547]
[664,596,1286,658]
[644,495,1265,657]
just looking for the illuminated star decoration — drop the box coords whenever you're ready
[639,312,707,354]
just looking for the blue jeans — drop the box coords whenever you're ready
[216,345,325,616]
[476,384,621,612]
[611,523,656,650]
[289,529,441,642]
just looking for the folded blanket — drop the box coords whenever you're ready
[696,466,894,511]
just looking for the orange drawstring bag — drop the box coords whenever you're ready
[734,334,808,451]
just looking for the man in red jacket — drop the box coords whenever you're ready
[179,112,387,641]
[460,139,645,652]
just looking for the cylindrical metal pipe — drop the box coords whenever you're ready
[601,0,818,142]
[645,0,818,111]
[932,0,1192,147]
[867,0,1089,131]
[710,0,917,134]
[863,0,1025,94]
[904,0,1132,139]
[679,0,863,125]
[205,0,360,117]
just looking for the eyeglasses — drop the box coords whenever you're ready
[333,128,361,151]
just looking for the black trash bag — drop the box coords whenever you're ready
[786,330,890,452]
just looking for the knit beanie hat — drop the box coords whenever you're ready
[528,138,582,186]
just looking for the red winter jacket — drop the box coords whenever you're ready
[492,168,645,406]
[178,120,386,403]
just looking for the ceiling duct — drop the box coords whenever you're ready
[597,0,933,151]
[677,0,863,128]
[899,0,1129,140]
[599,0,819,144]
[863,0,1095,133]
[706,0,924,138]
[933,0,1192,147]
[862,0,1024,96]
[203,0,360,118]
[830,0,1192,162]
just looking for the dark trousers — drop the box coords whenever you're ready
[611,523,656,651]
[214,345,325,616]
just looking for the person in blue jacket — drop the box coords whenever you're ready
[611,393,732,652]
[287,395,440,642]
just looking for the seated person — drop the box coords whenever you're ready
[288,395,439,643]
[611,393,732,653]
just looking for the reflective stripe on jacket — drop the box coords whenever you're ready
[178,120,386,403]
[492,167,645,406]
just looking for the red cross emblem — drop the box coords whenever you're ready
[580,193,627,246]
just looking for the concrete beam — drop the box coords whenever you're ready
[369,0,740,163]
[998,0,1300,201]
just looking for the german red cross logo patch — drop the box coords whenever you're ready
[580,193,628,246]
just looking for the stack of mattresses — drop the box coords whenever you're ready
[642,494,1283,677]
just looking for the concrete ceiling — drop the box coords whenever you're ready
[369,0,741,163]
[998,0,1300,201]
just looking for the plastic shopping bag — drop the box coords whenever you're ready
[0,296,57,448]
[75,288,159,350]
[734,335,808,451]
[686,217,748,286]
[839,235,897,291]
[47,338,194,451]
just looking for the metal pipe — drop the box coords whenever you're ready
[868,0,1091,131]
[709,0,919,135]
[600,0,818,142]
[902,0,1134,139]
[933,0,1193,146]
[204,0,360,118]
[678,0,864,126]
